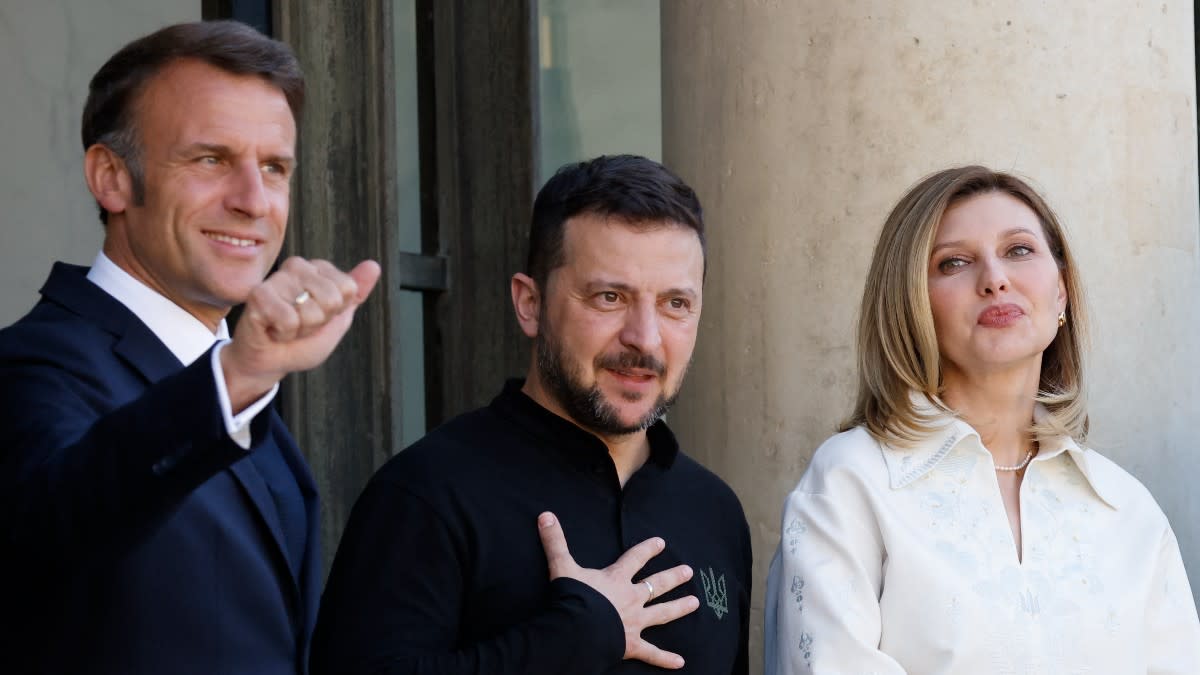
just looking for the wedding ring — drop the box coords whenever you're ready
[293,290,311,306]
[644,580,655,601]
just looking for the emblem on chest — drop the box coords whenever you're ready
[699,567,728,619]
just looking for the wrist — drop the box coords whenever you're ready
[219,343,281,413]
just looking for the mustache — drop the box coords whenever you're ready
[594,350,666,376]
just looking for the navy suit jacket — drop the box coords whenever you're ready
[0,263,320,675]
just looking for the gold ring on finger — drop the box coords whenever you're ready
[294,290,311,306]
[644,580,654,601]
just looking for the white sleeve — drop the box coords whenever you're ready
[1146,527,1200,674]
[210,340,278,450]
[765,486,906,675]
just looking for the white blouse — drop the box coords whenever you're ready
[765,407,1200,674]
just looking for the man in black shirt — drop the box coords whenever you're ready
[311,155,751,674]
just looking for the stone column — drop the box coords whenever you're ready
[277,0,399,574]
[662,2,1200,666]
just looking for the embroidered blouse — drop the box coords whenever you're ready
[764,407,1200,674]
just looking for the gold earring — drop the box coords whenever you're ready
[1058,311,1066,328]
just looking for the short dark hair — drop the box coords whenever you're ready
[81,20,305,224]
[527,155,706,289]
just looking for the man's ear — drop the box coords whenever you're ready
[83,144,133,218]
[511,273,541,338]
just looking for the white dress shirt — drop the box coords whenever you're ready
[765,400,1200,674]
[86,252,277,449]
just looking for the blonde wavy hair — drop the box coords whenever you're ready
[841,166,1089,445]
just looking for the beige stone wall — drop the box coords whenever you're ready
[0,1,198,325]
[662,2,1200,667]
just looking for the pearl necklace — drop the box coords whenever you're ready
[994,449,1034,472]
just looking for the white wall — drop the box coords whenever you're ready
[0,0,198,324]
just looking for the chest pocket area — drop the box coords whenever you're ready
[641,564,744,666]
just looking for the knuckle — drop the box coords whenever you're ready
[246,285,269,306]
[311,258,338,274]
[307,287,338,311]
[280,255,306,271]
[303,307,331,328]
[277,309,301,333]
[338,277,359,299]
[321,278,351,305]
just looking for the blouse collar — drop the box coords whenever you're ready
[880,391,1121,509]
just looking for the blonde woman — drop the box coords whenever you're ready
[764,166,1200,674]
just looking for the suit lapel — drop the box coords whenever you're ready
[112,322,186,383]
[228,455,295,583]
[42,263,183,384]
[272,420,321,625]
[276,423,318,499]
[273,421,321,631]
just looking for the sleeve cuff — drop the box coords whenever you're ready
[210,340,279,450]
[548,577,627,667]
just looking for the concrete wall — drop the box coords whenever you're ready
[0,1,198,325]
[662,2,1200,669]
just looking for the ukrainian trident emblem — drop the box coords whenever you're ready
[699,567,728,619]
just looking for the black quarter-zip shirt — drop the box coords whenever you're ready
[311,379,752,675]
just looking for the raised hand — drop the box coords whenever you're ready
[220,256,381,411]
[537,511,699,669]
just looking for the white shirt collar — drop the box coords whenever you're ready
[879,391,1122,509]
[86,251,229,366]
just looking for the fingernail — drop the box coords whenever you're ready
[538,512,555,528]
[682,565,693,578]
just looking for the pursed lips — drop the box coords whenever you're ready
[977,303,1024,327]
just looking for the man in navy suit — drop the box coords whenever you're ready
[0,21,379,674]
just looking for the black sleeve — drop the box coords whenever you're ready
[310,479,626,675]
[0,347,256,566]
[732,510,753,675]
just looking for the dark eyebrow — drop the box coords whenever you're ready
[660,287,698,301]
[182,142,231,157]
[585,281,635,295]
[584,280,698,300]
[931,227,1039,256]
[264,153,297,170]
[181,143,297,169]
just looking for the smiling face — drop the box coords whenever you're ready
[528,213,704,437]
[927,191,1068,387]
[98,58,296,329]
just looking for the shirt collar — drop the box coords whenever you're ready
[86,251,228,366]
[490,379,679,474]
[882,391,1121,509]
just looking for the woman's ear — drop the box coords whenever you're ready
[1057,273,1068,315]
